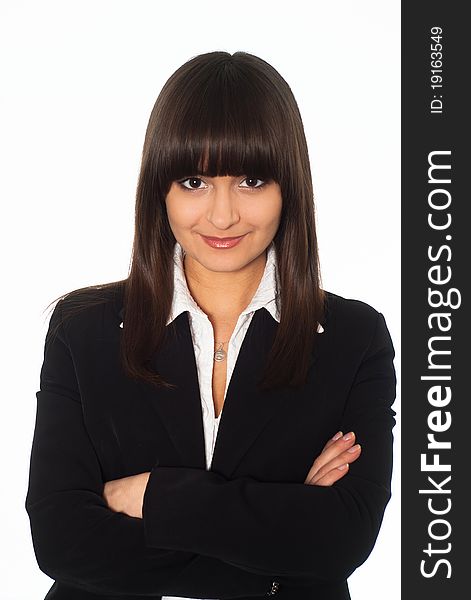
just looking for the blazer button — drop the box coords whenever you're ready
[267,581,280,595]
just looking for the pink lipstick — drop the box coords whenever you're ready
[200,234,247,249]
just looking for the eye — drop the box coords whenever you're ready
[177,177,207,190]
[240,177,266,189]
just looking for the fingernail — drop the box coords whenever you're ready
[337,463,349,470]
[343,432,354,441]
[332,431,343,441]
[347,444,361,453]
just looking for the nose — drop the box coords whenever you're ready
[206,181,240,230]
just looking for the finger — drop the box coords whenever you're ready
[311,443,362,484]
[321,431,343,452]
[308,444,362,485]
[320,431,356,461]
[309,463,350,487]
[303,432,356,483]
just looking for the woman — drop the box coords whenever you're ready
[26,51,396,600]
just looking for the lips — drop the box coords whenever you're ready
[203,235,244,241]
[200,233,247,249]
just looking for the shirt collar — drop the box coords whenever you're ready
[166,241,324,333]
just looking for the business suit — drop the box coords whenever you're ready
[26,284,396,600]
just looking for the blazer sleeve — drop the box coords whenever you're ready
[25,301,276,598]
[142,310,397,584]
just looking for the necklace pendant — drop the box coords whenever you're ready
[214,348,226,362]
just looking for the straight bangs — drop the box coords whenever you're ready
[150,57,290,194]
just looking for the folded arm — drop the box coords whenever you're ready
[25,301,275,598]
[142,311,397,582]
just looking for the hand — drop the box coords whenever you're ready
[103,471,151,518]
[304,431,361,487]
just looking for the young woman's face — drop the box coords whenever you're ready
[165,175,282,274]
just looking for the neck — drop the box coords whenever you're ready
[183,250,267,320]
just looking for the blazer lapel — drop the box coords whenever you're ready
[147,312,207,469]
[210,307,280,478]
[211,308,326,479]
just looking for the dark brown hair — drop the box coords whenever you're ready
[51,50,325,391]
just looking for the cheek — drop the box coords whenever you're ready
[248,196,282,228]
[272,195,283,227]
[166,198,200,229]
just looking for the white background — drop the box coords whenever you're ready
[0,1,400,598]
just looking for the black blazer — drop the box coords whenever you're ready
[26,286,396,600]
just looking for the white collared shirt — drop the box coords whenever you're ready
[162,240,323,600]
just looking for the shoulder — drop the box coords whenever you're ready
[50,281,125,339]
[323,290,391,350]
[324,290,381,324]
